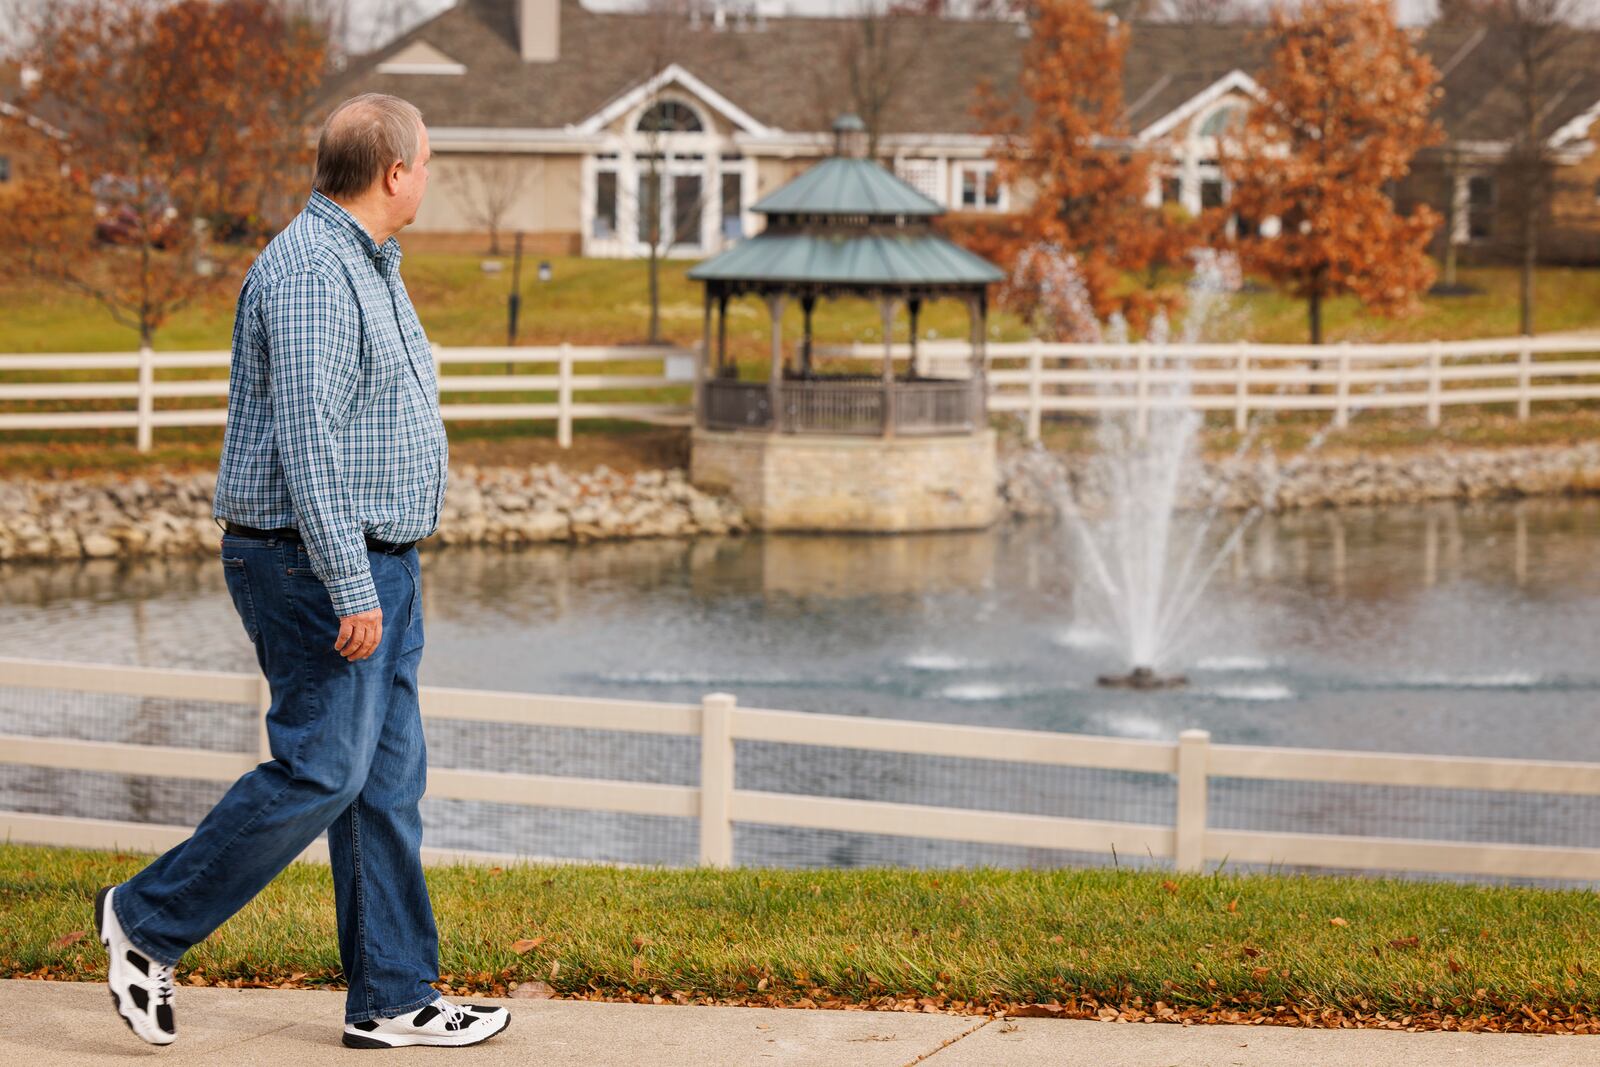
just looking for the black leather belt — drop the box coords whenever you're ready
[223,521,416,556]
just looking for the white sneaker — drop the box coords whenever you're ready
[95,884,177,1045]
[343,995,511,1049]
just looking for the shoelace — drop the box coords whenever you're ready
[434,999,472,1030]
[150,961,175,1008]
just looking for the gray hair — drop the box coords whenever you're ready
[313,93,424,199]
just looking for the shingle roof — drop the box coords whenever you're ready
[323,1,1600,148]
[319,0,1024,136]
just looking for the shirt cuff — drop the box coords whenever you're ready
[323,570,380,618]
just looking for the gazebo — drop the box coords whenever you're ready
[688,114,1003,437]
[685,115,1005,532]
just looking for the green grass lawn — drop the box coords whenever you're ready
[4,843,1598,1030]
[4,256,1599,356]
[4,257,1600,478]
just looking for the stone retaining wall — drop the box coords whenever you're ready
[0,463,746,563]
[998,441,1600,518]
[5,441,1600,563]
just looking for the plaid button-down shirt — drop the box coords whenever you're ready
[213,190,449,617]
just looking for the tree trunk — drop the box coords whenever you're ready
[1442,163,1458,287]
[648,247,661,345]
[1520,199,1536,336]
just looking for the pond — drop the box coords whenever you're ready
[4,498,1599,876]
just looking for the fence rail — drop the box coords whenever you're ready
[3,655,1599,880]
[9,335,1600,450]
[887,335,1600,439]
[0,344,698,452]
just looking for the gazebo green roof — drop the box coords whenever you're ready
[687,232,1004,287]
[689,132,1002,291]
[749,157,945,217]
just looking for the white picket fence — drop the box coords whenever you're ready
[0,344,698,452]
[3,655,1599,880]
[6,335,1600,451]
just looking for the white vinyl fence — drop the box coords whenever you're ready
[3,656,1599,881]
[0,344,698,452]
[5,335,1600,451]
[885,334,1600,439]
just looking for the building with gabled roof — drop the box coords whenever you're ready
[317,0,1600,264]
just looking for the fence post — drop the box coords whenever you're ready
[557,342,573,449]
[699,692,736,868]
[1234,341,1249,433]
[1517,343,1533,420]
[1135,343,1150,438]
[257,673,273,763]
[1175,728,1209,873]
[1427,340,1443,428]
[1334,342,1351,429]
[136,344,155,452]
[1027,340,1043,443]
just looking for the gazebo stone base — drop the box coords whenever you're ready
[690,427,999,532]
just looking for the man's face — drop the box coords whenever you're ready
[392,122,430,228]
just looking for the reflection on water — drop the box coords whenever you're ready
[4,497,1600,875]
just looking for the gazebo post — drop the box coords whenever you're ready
[908,296,921,380]
[880,296,896,438]
[716,292,729,378]
[697,287,712,428]
[975,289,990,429]
[801,294,816,378]
[766,292,787,431]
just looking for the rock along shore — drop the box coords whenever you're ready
[0,463,746,563]
[4,441,1600,563]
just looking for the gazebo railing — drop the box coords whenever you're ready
[702,378,979,436]
[892,380,979,435]
[704,379,772,430]
[782,379,885,435]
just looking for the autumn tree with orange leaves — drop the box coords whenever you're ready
[977,0,1194,338]
[0,0,327,348]
[1223,0,1442,345]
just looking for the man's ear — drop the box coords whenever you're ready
[384,160,404,196]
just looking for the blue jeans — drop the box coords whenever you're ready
[111,533,440,1024]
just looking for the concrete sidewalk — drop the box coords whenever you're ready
[2,979,1593,1066]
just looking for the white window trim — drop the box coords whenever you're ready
[950,159,1006,212]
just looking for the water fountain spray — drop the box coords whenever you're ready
[1009,248,1251,689]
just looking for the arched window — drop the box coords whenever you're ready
[637,100,703,134]
[1199,104,1244,139]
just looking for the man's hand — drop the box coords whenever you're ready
[335,606,383,661]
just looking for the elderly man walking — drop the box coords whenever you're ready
[93,93,508,1050]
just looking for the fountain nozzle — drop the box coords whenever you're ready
[1096,666,1188,690]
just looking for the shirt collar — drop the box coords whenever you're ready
[307,189,401,269]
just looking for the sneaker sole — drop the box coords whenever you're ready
[96,885,176,1046]
[342,1010,510,1049]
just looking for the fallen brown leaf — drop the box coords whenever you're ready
[509,981,554,1000]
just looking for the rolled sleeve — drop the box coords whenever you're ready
[261,270,378,617]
